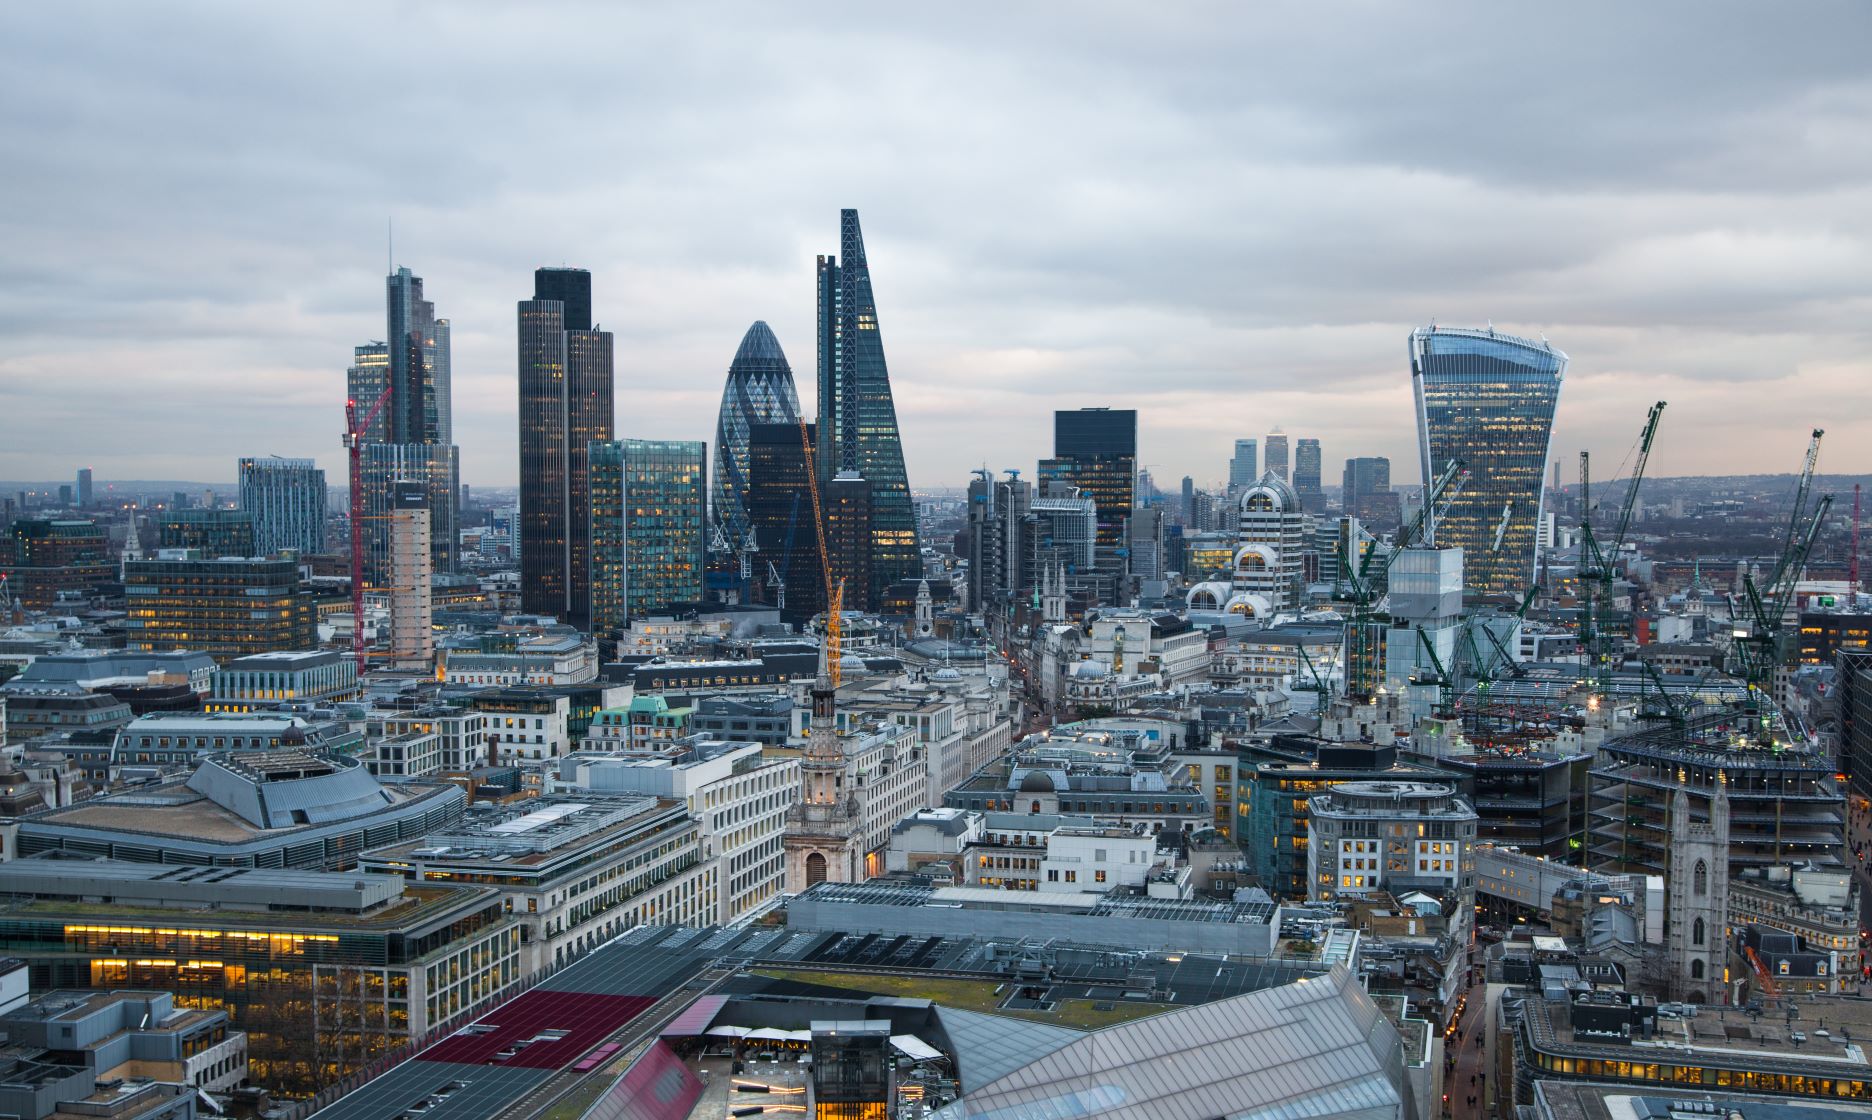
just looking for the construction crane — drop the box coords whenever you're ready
[1730,430,1831,743]
[1577,401,1667,697]
[342,384,396,678]
[798,418,843,688]
[1334,459,1467,700]
[1851,482,1862,603]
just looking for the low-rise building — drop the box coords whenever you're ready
[107,711,360,778]
[1306,780,1477,902]
[360,794,714,971]
[689,692,793,746]
[966,811,1159,893]
[0,989,247,1093]
[369,706,491,773]
[206,649,357,712]
[0,856,520,1097]
[439,630,597,686]
[943,727,1210,838]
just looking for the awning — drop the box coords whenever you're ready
[705,1025,750,1039]
[784,1029,813,1042]
[746,1027,789,1042]
[890,1034,944,1062]
[660,994,729,1039]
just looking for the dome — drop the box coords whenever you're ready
[1070,659,1111,680]
[932,667,962,682]
[1018,771,1056,793]
[1224,592,1272,618]
[1186,580,1232,611]
[1234,545,1276,572]
[1240,472,1300,514]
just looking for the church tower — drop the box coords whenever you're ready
[1666,773,1730,1002]
[914,579,934,638]
[1042,561,1067,624]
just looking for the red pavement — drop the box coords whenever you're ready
[421,991,657,1069]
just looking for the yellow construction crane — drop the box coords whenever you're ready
[798,418,845,688]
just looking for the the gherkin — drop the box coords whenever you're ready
[711,321,801,550]
[817,209,922,608]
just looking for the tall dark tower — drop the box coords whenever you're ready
[816,209,921,610]
[746,422,825,625]
[518,267,613,626]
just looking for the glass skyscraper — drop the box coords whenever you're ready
[711,321,801,551]
[1410,325,1566,598]
[1293,437,1323,512]
[1228,439,1258,490]
[1264,432,1289,481]
[519,268,614,627]
[1039,407,1136,561]
[816,209,920,609]
[589,439,706,636]
[746,422,824,625]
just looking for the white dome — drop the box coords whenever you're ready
[1223,592,1273,618]
[1239,472,1300,514]
[1186,580,1232,611]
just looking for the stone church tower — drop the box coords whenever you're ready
[1666,774,1730,1003]
[783,644,864,892]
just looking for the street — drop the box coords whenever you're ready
[1442,959,1489,1120]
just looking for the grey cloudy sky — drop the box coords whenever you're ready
[3,2,1870,491]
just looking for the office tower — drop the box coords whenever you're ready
[711,321,801,551]
[745,423,824,624]
[1180,476,1197,529]
[238,456,327,555]
[157,509,255,557]
[966,471,1031,616]
[1410,325,1566,598]
[346,266,460,583]
[75,469,92,509]
[57,485,72,508]
[816,209,920,609]
[1293,438,1323,512]
[124,555,315,661]
[387,481,434,666]
[1342,456,1397,529]
[1384,545,1464,716]
[1232,474,1306,614]
[1228,439,1258,491]
[1,519,113,609]
[588,439,707,636]
[1127,505,1166,582]
[1023,487,1097,599]
[1038,408,1137,591]
[1265,432,1289,481]
[824,472,873,612]
[518,267,614,626]
[1137,468,1158,504]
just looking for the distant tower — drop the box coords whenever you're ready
[387,481,435,667]
[914,580,933,638]
[1042,562,1067,623]
[1666,777,1730,1003]
[1265,431,1290,482]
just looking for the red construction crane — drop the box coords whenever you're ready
[344,386,396,677]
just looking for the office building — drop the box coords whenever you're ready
[345,341,390,442]
[815,209,920,608]
[746,422,824,623]
[1293,436,1323,512]
[1039,407,1137,580]
[155,509,254,556]
[589,438,707,635]
[965,471,1032,616]
[385,266,451,445]
[1342,455,1397,528]
[1126,504,1165,581]
[1306,780,1477,902]
[1265,431,1289,481]
[1840,647,1872,801]
[0,856,518,1097]
[824,471,873,611]
[1228,438,1258,490]
[208,650,357,712]
[356,441,457,585]
[1410,324,1565,598]
[124,555,316,661]
[1232,473,1306,614]
[75,467,92,508]
[238,455,327,555]
[1023,488,1098,605]
[518,268,614,627]
[0,988,247,1095]
[0,519,114,609]
[387,481,433,666]
[710,320,801,552]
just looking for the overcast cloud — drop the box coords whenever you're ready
[2,1,1869,490]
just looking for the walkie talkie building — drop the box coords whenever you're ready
[1410,325,1565,599]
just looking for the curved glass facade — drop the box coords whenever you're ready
[710,321,800,549]
[1410,326,1566,599]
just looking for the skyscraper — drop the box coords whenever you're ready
[824,472,873,614]
[589,439,707,636]
[816,209,920,609]
[387,481,434,667]
[1228,440,1258,490]
[1410,325,1565,598]
[711,321,801,552]
[1264,432,1289,482]
[746,423,824,625]
[238,456,327,556]
[1342,456,1398,530]
[1038,408,1136,591]
[965,471,1031,616]
[346,267,459,586]
[75,468,92,509]
[1293,438,1323,512]
[518,268,614,626]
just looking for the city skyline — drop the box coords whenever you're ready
[4,5,1871,489]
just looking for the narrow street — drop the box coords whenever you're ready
[1443,960,1488,1120]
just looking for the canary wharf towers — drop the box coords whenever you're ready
[816,209,921,608]
[1411,325,1565,599]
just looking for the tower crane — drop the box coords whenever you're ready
[1730,429,1830,743]
[1334,459,1467,700]
[1577,401,1666,697]
[343,384,396,678]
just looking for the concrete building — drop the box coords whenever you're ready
[369,706,491,773]
[124,554,316,662]
[439,630,596,686]
[106,711,356,776]
[16,749,462,870]
[944,728,1210,838]
[967,812,1159,893]
[550,740,799,925]
[386,480,434,666]
[1305,780,1478,902]
[0,856,519,1097]
[361,794,715,971]
[206,649,356,712]
[238,454,327,556]
[689,692,793,746]
[0,989,247,1094]
[1231,473,1307,615]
